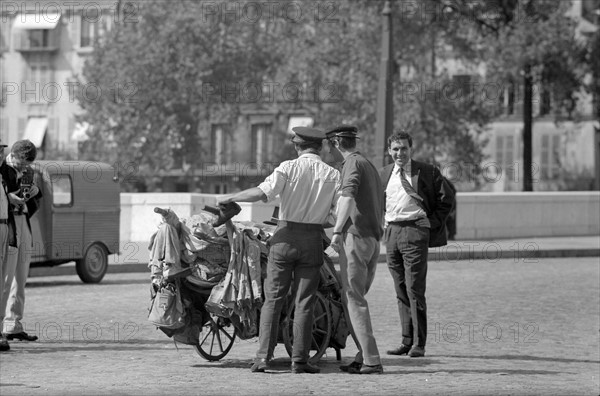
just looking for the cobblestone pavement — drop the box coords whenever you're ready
[1,257,599,396]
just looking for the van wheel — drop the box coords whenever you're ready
[76,243,108,283]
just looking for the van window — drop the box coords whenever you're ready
[52,175,73,206]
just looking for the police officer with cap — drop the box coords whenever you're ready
[290,126,325,143]
[218,126,341,374]
[326,123,385,374]
[326,124,360,139]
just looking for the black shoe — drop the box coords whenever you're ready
[250,358,271,373]
[340,361,362,372]
[408,346,425,357]
[6,332,38,342]
[360,364,384,374]
[291,361,321,374]
[0,337,9,352]
[386,344,411,355]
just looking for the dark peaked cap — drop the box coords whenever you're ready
[325,124,359,139]
[291,126,326,144]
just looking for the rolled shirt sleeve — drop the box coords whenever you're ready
[258,163,289,202]
[340,157,360,199]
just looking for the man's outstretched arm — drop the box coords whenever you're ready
[217,187,267,205]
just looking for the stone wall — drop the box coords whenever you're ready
[120,192,600,244]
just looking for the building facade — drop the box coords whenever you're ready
[438,0,599,191]
[1,0,119,158]
[0,0,318,193]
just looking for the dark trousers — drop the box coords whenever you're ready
[385,222,429,348]
[256,222,323,363]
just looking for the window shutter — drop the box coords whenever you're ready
[495,135,504,166]
[73,14,81,48]
[0,19,8,51]
[14,24,23,50]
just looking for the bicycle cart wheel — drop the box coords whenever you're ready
[193,314,237,361]
[282,291,332,363]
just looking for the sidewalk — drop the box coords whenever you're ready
[30,235,600,278]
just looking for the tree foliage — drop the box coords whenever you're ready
[432,0,590,190]
[78,0,288,190]
[76,0,588,192]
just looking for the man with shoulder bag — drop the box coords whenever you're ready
[0,139,42,343]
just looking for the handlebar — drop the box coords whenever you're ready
[154,206,221,218]
[154,207,169,216]
[201,205,221,216]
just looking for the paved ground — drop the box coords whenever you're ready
[2,256,599,395]
[28,235,600,278]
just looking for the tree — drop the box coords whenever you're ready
[78,0,497,191]
[434,0,589,191]
[77,0,289,191]
[276,0,495,180]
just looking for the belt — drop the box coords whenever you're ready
[277,220,323,231]
[0,219,7,224]
[388,219,419,227]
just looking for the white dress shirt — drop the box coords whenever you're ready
[385,163,428,223]
[259,153,341,225]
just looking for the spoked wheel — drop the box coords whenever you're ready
[282,291,332,363]
[193,314,237,361]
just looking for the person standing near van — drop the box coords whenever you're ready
[0,139,42,342]
[0,137,11,351]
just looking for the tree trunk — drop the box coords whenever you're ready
[374,1,393,168]
[522,65,533,191]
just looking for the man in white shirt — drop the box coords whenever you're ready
[218,127,341,374]
[379,131,454,358]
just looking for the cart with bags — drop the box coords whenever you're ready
[147,204,350,363]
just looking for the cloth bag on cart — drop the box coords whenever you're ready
[148,211,185,279]
[205,222,266,339]
[148,281,187,331]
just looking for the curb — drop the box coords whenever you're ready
[426,247,600,262]
[29,247,600,278]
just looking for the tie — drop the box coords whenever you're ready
[400,168,425,210]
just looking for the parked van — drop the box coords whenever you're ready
[29,161,120,283]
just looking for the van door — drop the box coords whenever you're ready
[48,173,85,260]
[29,171,48,262]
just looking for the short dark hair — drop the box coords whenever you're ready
[11,139,37,162]
[388,131,413,148]
[295,141,322,152]
[332,136,356,150]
